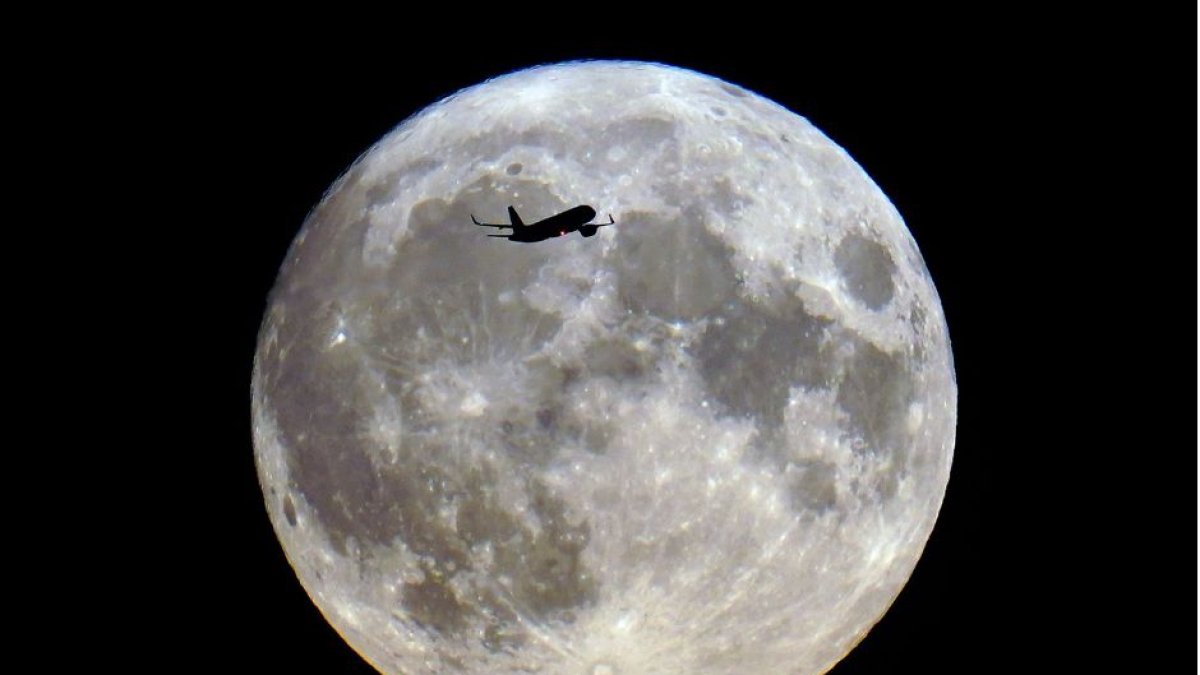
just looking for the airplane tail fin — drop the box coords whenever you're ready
[508,206,524,227]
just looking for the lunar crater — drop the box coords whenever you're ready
[834,232,897,310]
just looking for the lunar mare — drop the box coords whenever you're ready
[253,61,955,674]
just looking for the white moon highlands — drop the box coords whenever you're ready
[253,62,956,675]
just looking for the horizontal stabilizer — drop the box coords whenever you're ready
[472,214,513,228]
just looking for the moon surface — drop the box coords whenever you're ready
[253,61,956,674]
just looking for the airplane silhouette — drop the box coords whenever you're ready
[472,205,614,243]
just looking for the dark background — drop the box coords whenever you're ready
[162,12,1195,673]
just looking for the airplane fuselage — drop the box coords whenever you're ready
[507,205,598,242]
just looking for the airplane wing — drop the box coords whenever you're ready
[471,214,513,229]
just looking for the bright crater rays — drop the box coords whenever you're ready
[253,61,956,675]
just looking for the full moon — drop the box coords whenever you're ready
[253,61,955,674]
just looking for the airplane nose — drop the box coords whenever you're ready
[583,206,596,219]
